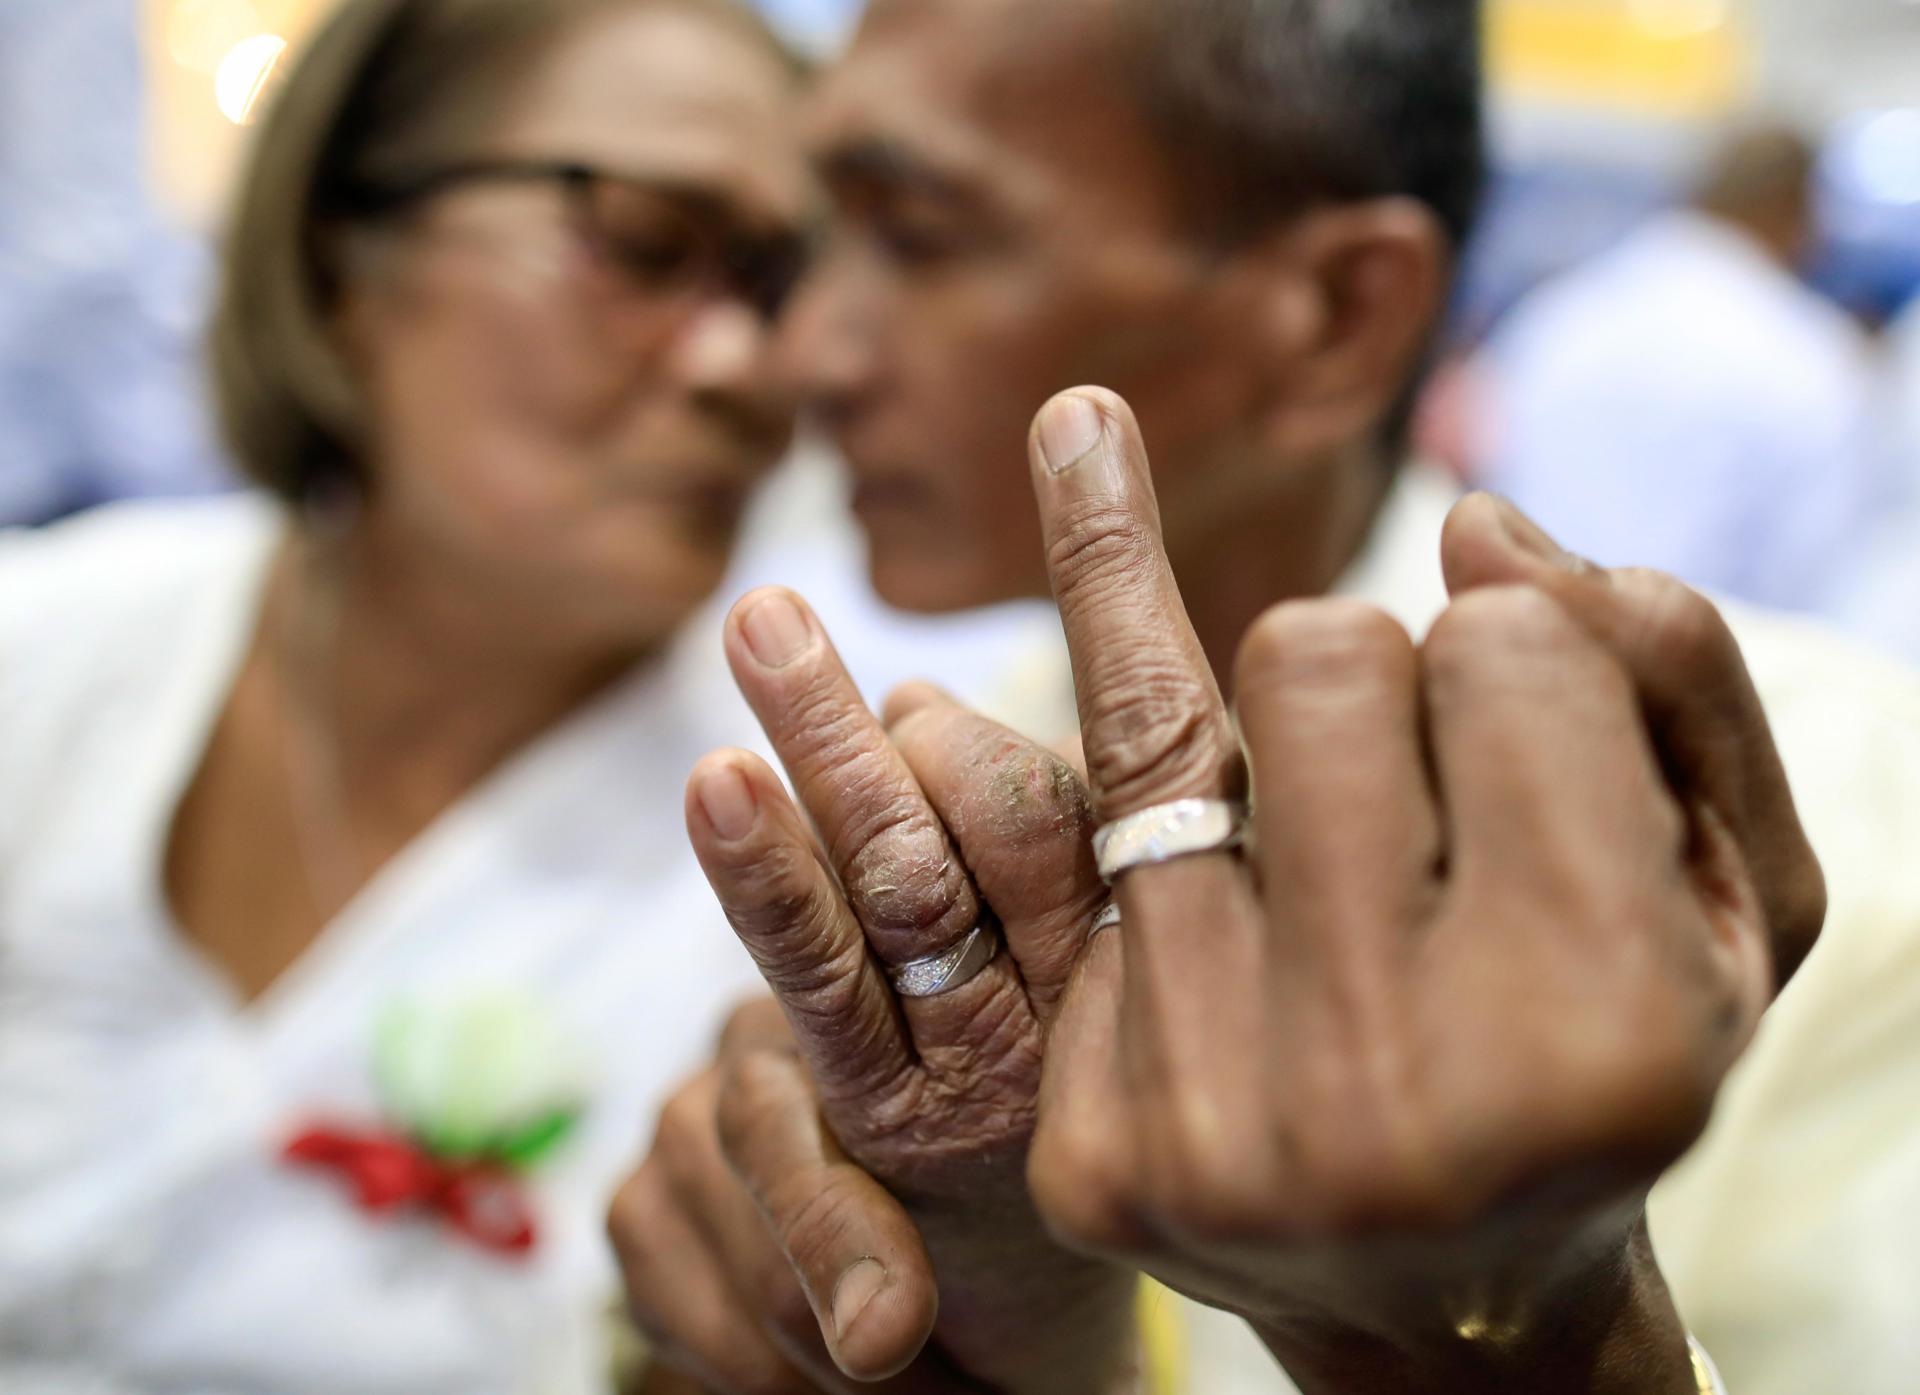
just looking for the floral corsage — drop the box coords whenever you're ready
[283,987,591,1257]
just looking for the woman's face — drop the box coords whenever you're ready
[341,4,811,646]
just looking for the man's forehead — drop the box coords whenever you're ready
[805,0,1132,189]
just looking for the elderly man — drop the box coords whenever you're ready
[614,2,1920,1392]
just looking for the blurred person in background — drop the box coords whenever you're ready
[1831,291,1920,663]
[1476,125,1884,617]
[615,4,1920,1394]
[0,0,816,1389]
[0,0,232,524]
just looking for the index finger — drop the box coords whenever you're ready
[1027,388,1243,819]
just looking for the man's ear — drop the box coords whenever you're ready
[1242,198,1450,459]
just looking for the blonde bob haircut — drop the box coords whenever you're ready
[208,0,800,506]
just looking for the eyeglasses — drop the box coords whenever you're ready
[335,160,815,321]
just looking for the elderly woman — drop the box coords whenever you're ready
[0,0,812,1389]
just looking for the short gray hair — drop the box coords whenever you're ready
[1117,0,1486,251]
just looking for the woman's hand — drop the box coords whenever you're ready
[617,584,1139,1394]
[614,999,987,1395]
[1021,388,1822,1393]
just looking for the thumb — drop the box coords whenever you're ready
[717,1049,941,1384]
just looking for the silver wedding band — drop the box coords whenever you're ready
[888,918,1003,999]
[1093,798,1249,884]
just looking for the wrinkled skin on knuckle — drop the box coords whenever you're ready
[809,1065,931,1176]
[839,809,974,943]
[901,727,1101,1000]
[1080,669,1237,811]
[800,1004,927,1125]
[915,974,1040,1092]
[731,880,875,1030]
[1043,502,1239,807]
[1046,498,1163,616]
[840,1055,1043,1197]
[722,841,836,946]
[934,725,1095,851]
[777,674,891,786]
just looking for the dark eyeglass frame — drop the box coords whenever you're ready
[333,159,816,320]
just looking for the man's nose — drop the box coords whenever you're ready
[776,250,878,413]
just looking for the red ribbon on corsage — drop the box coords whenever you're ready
[283,1126,539,1256]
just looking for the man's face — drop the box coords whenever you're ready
[780,0,1264,612]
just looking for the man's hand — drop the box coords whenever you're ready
[1436,492,1826,986]
[620,589,1137,1393]
[1022,388,1819,1393]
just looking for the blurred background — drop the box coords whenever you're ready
[4,0,1919,650]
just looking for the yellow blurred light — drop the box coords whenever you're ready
[1490,0,1750,119]
[167,0,265,73]
[215,32,288,125]
[1628,0,1733,42]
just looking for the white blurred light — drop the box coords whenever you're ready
[1844,110,1920,207]
[1627,0,1732,40]
[168,0,265,74]
[215,33,288,126]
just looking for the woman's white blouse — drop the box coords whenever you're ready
[0,497,772,1394]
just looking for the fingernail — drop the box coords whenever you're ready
[1490,496,1595,575]
[742,592,810,668]
[1037,393,1107,475]
[696,763,758,840]
[832,1259,888,1343]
